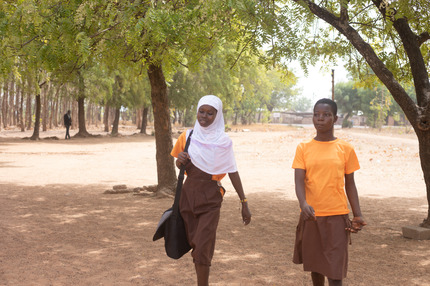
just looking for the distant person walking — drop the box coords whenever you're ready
[64,110,72,139]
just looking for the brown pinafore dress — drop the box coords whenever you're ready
[179,160,224,266]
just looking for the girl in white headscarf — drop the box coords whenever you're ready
[171,95,251,286]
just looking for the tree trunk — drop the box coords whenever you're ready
[19,84,24,132]
[86,102,91,126]
[233,110,238,125]
[141,106,148,134]
[26,92,32,130]
[342,112,352,128]
[136,108,141,129]
[0,90,2,131]
[53,96,58,127]
[74,72,91,137]
[147,63,176,193]
[418,132,430,228]
[104,104,110,132]
[52,85,60,128]
[178,110,183,126]
[30,94,41,140]
[111,107,120,136]
[42,84,48,132]
[9,77,15,126]
[12,79,18,127]
[49,97,53,130]
[72,100,78,129]
[2,80,9,128]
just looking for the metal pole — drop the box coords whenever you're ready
[331,69,335,101]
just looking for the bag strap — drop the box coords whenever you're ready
[172,130,193,214]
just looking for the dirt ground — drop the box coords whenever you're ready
[0,124,429,286]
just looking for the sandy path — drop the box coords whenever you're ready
[0,125,429,285]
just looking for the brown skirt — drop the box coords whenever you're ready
[179,161,224,266]
[293,214,351,280]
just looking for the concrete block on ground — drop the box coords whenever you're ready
[402,225,430,240]
[113,184,127,190]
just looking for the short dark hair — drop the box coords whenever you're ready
[314,98,337,116]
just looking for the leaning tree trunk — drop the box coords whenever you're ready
[147,63,177,194]
[111,107,120,136]
[30,94,41,140]
[74,72,91,138]
[140,106,148,134]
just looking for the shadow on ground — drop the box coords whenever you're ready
[0,184,429,285]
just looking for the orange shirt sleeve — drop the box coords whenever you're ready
[171,131,187,158]
[292,141,309,170]
[345,146,360,174]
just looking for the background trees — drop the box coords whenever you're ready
[1,0,300,195]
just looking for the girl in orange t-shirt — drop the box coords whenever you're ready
[292,98,366,286]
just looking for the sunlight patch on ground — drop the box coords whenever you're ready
[411,278,430,286]
[51,213,88,224]
[87,249,104,255]
[20,213,33,218]
[408,205,428,212]
[12,225,30,233]
[135,222,151,226]
[88,210,105,214]
[215,252,262,263]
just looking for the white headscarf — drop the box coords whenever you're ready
[187,95,237,175]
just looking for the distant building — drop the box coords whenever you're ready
[270,111,410,128]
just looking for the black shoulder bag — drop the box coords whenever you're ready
[153,130,193,259]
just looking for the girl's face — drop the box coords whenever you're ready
[197,105,217,127]
[313,103,338,132]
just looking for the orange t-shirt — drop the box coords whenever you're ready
[292,138,360,216]
[171,131,226,181]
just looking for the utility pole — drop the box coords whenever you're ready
[331,69,335,101]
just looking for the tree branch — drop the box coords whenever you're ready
[340,0,349,24]
[391,17,430,106]
[294,0,417,124]
[229,30,257,70]
[89,22,120,39]
[418,32,430,46]
[21,36,39,48]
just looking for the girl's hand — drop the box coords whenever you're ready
[300,202,316,221]
[347,216,367,233]
[241,202,251,225]
[177,152,190,165]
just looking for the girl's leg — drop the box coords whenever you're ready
[195,263,210,286]
[311,272,325,286]
[328,278,342,286]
